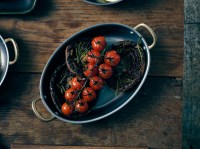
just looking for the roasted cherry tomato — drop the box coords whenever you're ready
[99,63,113,79]
[83,63,98,77]
[91,36,106,51]
[82,87,96,102]
[89,76,104,90]
[71,76,85,90]
[87,50,101,64]
[104,50,121,66]
[61,103,74,116]
[64,88,78,102]
[75,99,89,113]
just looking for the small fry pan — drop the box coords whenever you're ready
[32,23,157,123]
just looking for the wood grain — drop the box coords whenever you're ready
[183,24,200,149]
[0,0,183,77]
[183,0,200,148]
[11,144,147,149]
[184,0,200,23]
[0,74,182,149]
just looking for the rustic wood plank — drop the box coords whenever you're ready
[184,0,200,23]
[0,73,182,149]
[0,0,183,77]
[183,24,200,149]
[11,144,147,149]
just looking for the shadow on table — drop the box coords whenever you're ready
[27,0,55,18]
[0,30,31,118]
[0,37,34,120]
[0,134,9,149]
[81,76,181,126]
[0,73,33,119]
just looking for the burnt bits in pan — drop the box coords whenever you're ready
[107,40,146,92]
[65,41,91,77]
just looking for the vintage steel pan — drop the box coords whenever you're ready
[0,36,18,86]
[32,23,157,123]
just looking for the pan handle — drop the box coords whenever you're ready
[5,38,19,65]
[32,98,55,122]
[134,23,157,50]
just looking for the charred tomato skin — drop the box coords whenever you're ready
[87,50,101,64]
[89,76,104,90]
[61,103,74,116]
[75,99,89,113]
[104,50,121,67]
[91,36,106,51]
[71,76,85,90]
[83,63,98,77]
[99,63,113,79]
[82,87,97,102]
[64,88,78,102]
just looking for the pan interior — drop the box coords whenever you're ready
[40,24,148,123]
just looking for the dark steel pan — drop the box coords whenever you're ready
[0,0,36,14]
[0,36,18,86]
[32,23,157,123]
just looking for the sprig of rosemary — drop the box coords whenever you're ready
[136,44,143,63]
[75,42,90,64]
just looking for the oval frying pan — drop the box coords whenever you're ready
[32,23,157,123]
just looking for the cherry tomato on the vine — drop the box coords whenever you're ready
[64,88,78,102]
[82,87,96,102]
[87,50,101,64]
[61,103,74,116]
[89,76,104,90]
[104,50,121,67]
[99,63,113,79]
[83,63,98,77]
[75,99,89,113]
[71,76,85,90]
[91,36,106,51]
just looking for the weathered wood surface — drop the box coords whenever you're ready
[11,144,147,149]
[0,0,183,77]
[183,0,200,146]
[184,0,200,23]
[0,74,182,149]
[0,0,184,149]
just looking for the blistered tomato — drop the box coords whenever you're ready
[82,87,96,102]
[104,50,121,66]
[83,63,98,77]
[89,76,104,90]
[91,36,106,51]
[99,63,113,79]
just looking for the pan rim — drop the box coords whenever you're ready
[83,0,123,6]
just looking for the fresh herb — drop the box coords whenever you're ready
[75,42,90,64]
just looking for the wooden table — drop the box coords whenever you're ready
[0,0,183,149]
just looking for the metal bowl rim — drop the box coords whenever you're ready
[83,0,123,6]
[0,36,9,86]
